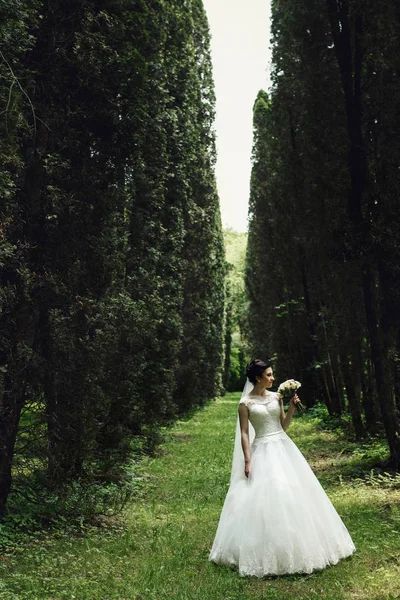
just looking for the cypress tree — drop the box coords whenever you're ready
[175,0,225,409]
[0,0,226,515]
[246,0,400,460]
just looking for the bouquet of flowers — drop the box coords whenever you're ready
[277,379,306,411]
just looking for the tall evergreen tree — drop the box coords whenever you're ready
[246,0,400,463]
[0,0,226,514]
[0,0,40,513]
[174,0,225,409]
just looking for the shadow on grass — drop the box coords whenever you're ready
[290,412,392,488]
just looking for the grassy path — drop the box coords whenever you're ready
[1,394,400,600]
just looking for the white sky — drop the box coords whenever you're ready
[203,0,272,232]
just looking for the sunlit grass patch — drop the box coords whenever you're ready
[0,393,399,600]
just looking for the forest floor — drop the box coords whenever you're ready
[1,393,400,600]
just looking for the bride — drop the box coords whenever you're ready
[209,359,355,577]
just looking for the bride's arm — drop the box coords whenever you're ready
[238,404,251,477]
[280,395,299,431]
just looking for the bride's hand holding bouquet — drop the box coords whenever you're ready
[277,379,306,411]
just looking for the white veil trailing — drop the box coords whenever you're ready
[230,378,256,483]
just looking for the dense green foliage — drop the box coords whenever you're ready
[223,229,249,391]
[1,395,399,599]
[246,0,400,467]
[0,0,225,518]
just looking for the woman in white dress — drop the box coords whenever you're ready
[209,359,355,577]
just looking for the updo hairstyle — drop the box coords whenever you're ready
[246,359,271,385]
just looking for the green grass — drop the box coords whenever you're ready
[1,394,400,600]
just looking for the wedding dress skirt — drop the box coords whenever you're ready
[209,393,355,577]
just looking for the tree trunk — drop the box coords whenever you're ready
[360,345,379,434]
[45,308,86,485]
[0,290,36,514]
[300,258,324,407]
[393,352,400,416]
[327,0,400,467]
[0,381,25,515]
[362,262,400,468]
[330,351,344,414]
[341,352,366,439]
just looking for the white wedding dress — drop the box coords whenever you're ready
[209,392,355,577]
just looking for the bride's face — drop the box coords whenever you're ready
[260,367,274,388]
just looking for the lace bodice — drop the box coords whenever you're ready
[239,392,284,440]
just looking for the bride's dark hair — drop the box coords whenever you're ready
[246,359,272,384]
